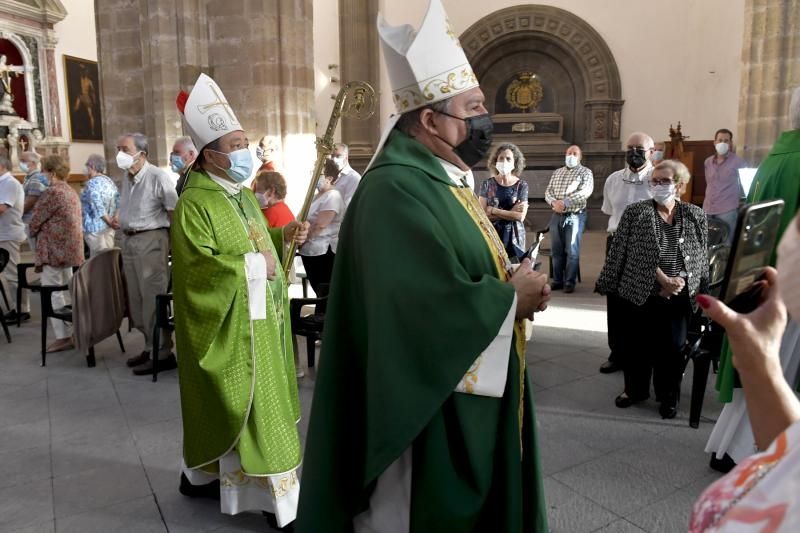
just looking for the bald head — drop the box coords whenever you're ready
[626,132,654,151]
[566,145,582,158]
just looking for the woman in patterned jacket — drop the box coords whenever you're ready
[596,160,709,419]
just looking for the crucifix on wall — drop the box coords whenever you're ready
[0,54,23,116]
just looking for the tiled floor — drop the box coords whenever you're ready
[0,232,725,532]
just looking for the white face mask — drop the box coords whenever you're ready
[652,150,664,162]
[332,156,345,170]
[650,183,676,205]
[116,150,137,170]
[565,155,579,168]
[255,192,269,208]
[777,218,800,319]
[495,161,514,176]
[715,142,730,156]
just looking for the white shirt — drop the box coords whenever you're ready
[601,164,654,232]
[334,164,362,206]
[119,161,179,231]
[300,188,345,256]
[436,157,475,189]
[0,171,25,242]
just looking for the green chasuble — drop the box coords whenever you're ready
[296,130,548,532]
[715,129,800,401]
[171,169,301,475]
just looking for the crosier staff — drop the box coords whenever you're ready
[282,81,376,276]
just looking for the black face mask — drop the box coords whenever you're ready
[435,111,494,168]
[626,147,648,170]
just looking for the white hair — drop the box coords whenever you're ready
[790,87,800,130]
[627,131,654,150]
[174,136,197,153]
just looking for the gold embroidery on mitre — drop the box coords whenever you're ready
[445,17,461,48]
[505,72,543,113]
[392,65,478,112]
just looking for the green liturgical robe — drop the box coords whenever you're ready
[296,130,548,532]
[171,169,301,480]
[715,129,800,401]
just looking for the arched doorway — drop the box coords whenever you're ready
[460,5,625,228]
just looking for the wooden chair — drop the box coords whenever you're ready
[290,284,329,369]
[39,283,125,367]
[150,293,174,383]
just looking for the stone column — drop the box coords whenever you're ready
[41,31,61,138]
[738,0,800,164]
[338,0,380,171]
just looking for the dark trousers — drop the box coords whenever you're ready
[301,247,335,296]
[548,210,586,287]
[605,234,622,363]
[619,293,690,406]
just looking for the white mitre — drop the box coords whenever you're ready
[378,0,478,113]
[367,0,479,170]
[177,73,242,148]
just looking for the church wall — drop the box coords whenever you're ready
[312,0,340,139]
[55,0,101,171]
[315,0,745,148]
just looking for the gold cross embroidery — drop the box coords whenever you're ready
[247,218,270,253]
[197,83,239,124]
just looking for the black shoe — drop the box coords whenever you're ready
[179,472,220,499]
[564,285,575,294]
[709,453,737,473]
[133,354,177,375]
[551,283,564,291]
[4,310,31,322]
[599,360,621,374]
[126,351,150,368]
[659,403,678,419]
[615,393,648,408]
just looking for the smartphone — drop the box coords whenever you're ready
[718,199,784,310]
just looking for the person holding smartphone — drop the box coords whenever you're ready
[596,160,709,419]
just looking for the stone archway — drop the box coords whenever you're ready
[460,5,625,230]
[461,5,623,152]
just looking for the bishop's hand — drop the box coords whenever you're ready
[510,259,550,319]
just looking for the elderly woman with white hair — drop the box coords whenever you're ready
[596,160,709,419]
[479,142,528,260]
[80,154,119,257]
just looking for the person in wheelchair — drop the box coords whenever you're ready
[596,160,709,419]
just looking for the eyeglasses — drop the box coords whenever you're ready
[650,178,674,186]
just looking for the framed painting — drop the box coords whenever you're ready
[63,55,103,142]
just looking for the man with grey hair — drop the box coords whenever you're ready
[330,142,361,206]
[20,150,47,254]
[115,132,179,375]
[80,154,119,256]
[598,131,655,374]
[706,87,800,473]
[171,136,197,195]
[0,153,27,323]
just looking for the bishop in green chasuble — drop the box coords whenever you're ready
[172,72,302,528]
[296,130,548,533]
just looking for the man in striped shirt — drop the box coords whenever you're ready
[545,145,593,293]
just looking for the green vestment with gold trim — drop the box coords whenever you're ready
[171,170,301,475]
[296,130,548,532]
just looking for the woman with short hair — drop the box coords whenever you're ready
[596,160,709,418]
[479,143,528,260]
[29,155,84,353]
[254,170,295,228]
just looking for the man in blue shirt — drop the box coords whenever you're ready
[80,154,119,257]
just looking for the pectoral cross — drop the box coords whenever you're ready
[247,218,270,253]
[197,83,239,125]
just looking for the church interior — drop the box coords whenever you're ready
[0,0,798,531]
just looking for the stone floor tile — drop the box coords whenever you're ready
[0,479,54,531]
[47,383,120,418]
[52,463,151,519]
[114,381,182,427]
[0,395,49,430]
[0,378,48,401]
[592,518,647,532]
[547,350,609,376]
[528,360,587,390]
[543,477,619,533]
[140,446,181,496]
[0,444,51,491]
[55,495,166,533]
[0,419,50,454]
[50,404,131,445]
[51,434,141,478]
[625,487,697,533]
[130,417,183,456]
[7,521,56,533]
[537,424,607,476]
[156,490,266,532]
[553,453,679,517]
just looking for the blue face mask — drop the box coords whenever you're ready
[170,154,185,172]
[317,177,327,191]
[19,162,30,173]
[212,148,253,184]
